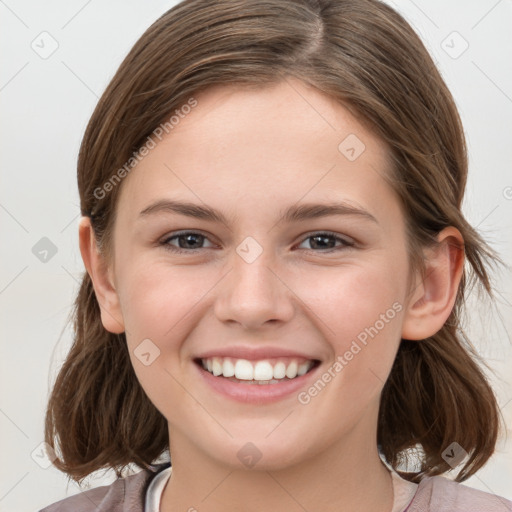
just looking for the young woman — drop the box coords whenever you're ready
[41,0,511,511]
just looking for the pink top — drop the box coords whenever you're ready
[39,462,512,511]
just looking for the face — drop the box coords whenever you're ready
[107,79,414,471]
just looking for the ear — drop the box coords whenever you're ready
[78,216,125,334]
[401,226,464,340]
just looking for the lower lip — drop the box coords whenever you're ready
[194,361,321,404]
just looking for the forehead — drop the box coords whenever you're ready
[116,79,395,225]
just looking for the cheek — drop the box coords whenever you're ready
[118,262,212,345]
[303,259,406,398]
[118,250,407,355]
[117,262,212,418]
[302,257,405,341]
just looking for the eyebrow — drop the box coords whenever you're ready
[138,199,378,225]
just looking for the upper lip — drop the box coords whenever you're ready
[195,346,321,361]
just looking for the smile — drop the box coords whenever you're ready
[193,354,322,403]
[197,356,318,384]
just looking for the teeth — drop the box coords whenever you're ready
[200,357,315,382]
[273,361,286,379]
[297,361,310,376]
[234,359,254,380]
[212,357,223,377]
[285,361,298,379]
[222,358,235,377]
[254,361,274,380]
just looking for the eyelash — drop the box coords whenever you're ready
[159,230,355,255]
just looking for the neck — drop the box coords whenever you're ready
[160,411,393,512]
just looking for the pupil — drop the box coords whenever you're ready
[180,234,203,249]
[311,235,334,249]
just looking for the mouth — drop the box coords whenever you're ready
[193,356,321,385]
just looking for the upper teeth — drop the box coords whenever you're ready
[201,357,314,380]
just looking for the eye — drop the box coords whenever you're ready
[159,230,355,254]
[160,231,216,253]
[296,231,355,252]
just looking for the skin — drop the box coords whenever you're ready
[79,78,464,512]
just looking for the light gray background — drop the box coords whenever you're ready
[1,1,511,510]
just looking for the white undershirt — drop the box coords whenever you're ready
[144,465,418,512]
[145,465,172,512]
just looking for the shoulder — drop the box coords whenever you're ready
[409,475,512,512]
[38,463,170,512]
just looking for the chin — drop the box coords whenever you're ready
[203,436,312,472]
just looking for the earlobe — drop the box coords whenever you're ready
[78,216,125,334]
[401,227,464,340]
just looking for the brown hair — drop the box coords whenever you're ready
[45,0,505,485]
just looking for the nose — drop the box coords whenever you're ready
[214,247,295,330]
